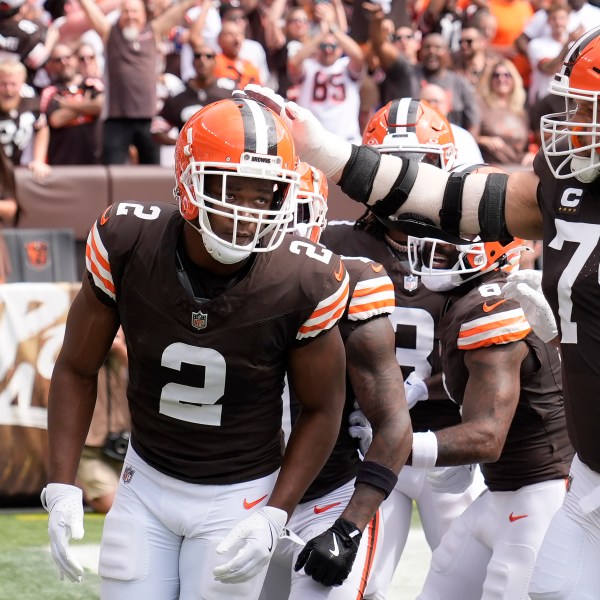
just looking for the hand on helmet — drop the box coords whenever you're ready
[240,85,352,179]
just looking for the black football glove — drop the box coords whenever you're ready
[294,517,362,587]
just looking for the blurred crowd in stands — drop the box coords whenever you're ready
[0,0,598,277]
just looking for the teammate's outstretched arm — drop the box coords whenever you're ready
[241,85,543,242]
[294,316,412,587]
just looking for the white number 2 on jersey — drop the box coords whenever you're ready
[159,343,226,426]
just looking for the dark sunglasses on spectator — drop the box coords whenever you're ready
[460,38,476,45]
[492,71,512,80]
[194,52,216,60]
[288,17,308,24]
[393,33,413,41]
[319,42,338,51]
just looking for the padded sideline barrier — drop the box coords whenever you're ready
[2,228,78,283]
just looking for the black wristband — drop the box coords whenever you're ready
[355,461,398,499]
[478,173,512,243]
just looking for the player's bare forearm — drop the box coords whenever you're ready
[434,343,526,465]
[48,279,120,483]
[269,328,346,517]
[344,317,412,529]
[48,362,99,483]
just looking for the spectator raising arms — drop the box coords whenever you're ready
[288,2,365,143]
[75,0,201,165]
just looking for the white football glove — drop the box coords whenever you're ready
[426,465,476,494]
[404,372,429,409]
[213,506,287,584]
[348,409,373,456]
[239,84,352,178]
[501,270,558,343]
[40,483,85,583]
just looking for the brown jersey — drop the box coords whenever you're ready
[321,221,461,432]
[0,18,46,72]
[299,255,396,502]
[155,79,236,133]
[106,24,156,119]
[40,78,104,165]
[534,151,600,473]
[0,90,44,164]
[441,270,573,491]
[85,203,349,484]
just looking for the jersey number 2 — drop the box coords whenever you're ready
[159,343,226,426]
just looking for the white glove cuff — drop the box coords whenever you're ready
[262,506,288,534]
[412,431,438,469]
[41,483,83,512]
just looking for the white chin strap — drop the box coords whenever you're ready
[571,155,600,183]
[201,231,252,264]
[420,272,462,292]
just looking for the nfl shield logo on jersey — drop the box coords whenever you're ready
[192,310,208,330]
[122,465,135,484]
[404,275,418,292]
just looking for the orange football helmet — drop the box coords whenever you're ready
[174,97,300,263]
[362,98,456,171]
[541,25,600,181]
[408,235,528,291]
[293,161,328,243]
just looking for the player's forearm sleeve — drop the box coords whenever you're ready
[339,149,509,240]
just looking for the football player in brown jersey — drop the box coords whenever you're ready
[260,162,412,597]
[318,99,486,600]
[41,97,349,600]
[243,26,600,593]
[403,234,573,599]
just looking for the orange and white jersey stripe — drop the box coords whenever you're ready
[85,222,116,301]
[297,270,350,340]
[347,275,395,321]
[458,308,531,350]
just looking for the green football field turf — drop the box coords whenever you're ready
[0,512,104,600]
[0,507,428,599]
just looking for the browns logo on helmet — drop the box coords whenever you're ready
[174,97,300,264]
[362,97,456,171]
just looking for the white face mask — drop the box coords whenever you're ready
[420,272,461,292]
